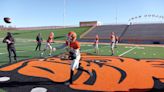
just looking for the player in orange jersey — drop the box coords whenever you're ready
[56,31,92,85]
[59,31,81,84]
[41,32,55,56]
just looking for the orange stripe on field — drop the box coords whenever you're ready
[0,61,25,71]
[18,61,70,82]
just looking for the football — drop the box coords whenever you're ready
[6,39,11,44]
[52,48,56,52]
[4,17,11,23]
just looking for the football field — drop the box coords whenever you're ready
[0,38,164,66]
[0,28,164,92]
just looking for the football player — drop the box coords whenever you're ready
[3,32,17,63]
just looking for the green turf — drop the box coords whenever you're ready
[123,46,164,59]
[0,89,5,92]
[1,40,164,64]
[0,26,91,66]
[81,45,164,59]
[0,26,91,40]
[0,41,164,66]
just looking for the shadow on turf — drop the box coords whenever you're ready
[12,33,21,35]
[54,36,65,39]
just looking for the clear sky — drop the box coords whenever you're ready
[0,0,164,27]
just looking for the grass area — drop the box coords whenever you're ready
[0,26,91,66]
[81,44,164,59]
[0,40,164,66]
[0,89,5,92]
[0,42,65,64]
[123,46,164,59]
[0,26,91,40]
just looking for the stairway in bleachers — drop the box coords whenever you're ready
[82,24,127,39]
[119,25,130,41]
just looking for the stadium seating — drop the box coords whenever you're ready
[82,24,127,39]
[121,23,164,44]
[81,23,164,44]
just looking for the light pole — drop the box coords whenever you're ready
[63,0,66,27]
[115,1,118,24]
[116,7,118,24]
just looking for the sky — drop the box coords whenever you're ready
[0,0,164,27]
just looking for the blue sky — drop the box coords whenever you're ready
[0,0,164,27]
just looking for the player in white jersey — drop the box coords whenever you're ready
[110,32,116,55]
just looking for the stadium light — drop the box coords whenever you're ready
[128,14,164,24]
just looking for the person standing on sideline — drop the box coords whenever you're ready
[110,32,116,56]
[93,34,99,54]
[3,32,17,63]
[35,33,43,51]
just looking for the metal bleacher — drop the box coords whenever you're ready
[121,23,164,44]
[80,23,164,44]
[82,24,127,39]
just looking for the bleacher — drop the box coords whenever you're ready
[80,23,164,44]
[82,24,127,39]
[121,23,164,44]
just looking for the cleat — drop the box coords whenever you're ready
[48,53,52,56]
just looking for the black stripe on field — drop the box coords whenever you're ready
[152,77,164,90]
[117,58,124,62]
[72,69,83,81]
[83,69,97,85]
[104,64,127,84]
[32,66,55,74]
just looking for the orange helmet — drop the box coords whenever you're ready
[67,31,74,37]
[67,31,77,41]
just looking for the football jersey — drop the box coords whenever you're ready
[71,41,80,49]
[110,35,116,42]
[47,37,53,43]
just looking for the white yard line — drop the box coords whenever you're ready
[0,53,7,55]
[125,46,134,48]
[0,51,25,55]
[119,47,137,56]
